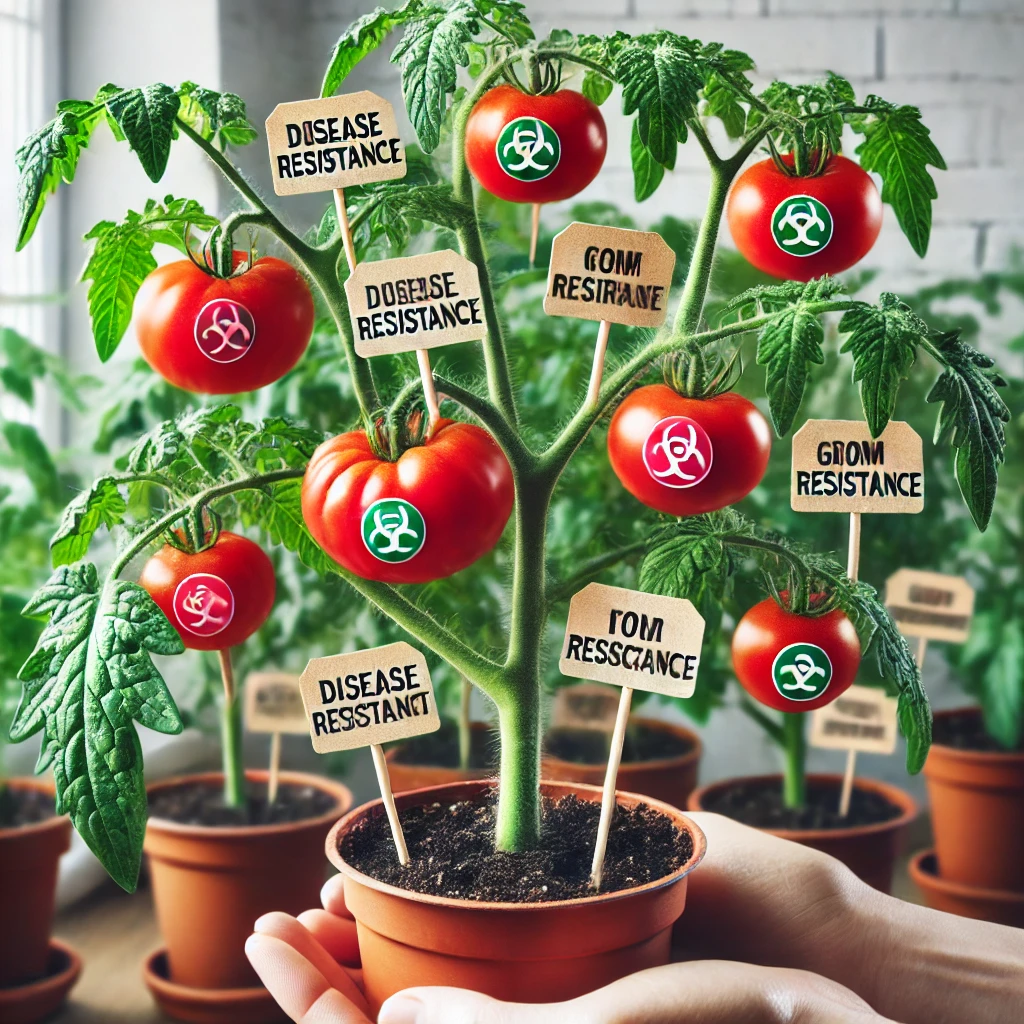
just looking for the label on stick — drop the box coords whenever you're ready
[266,92,406,195]
[809,685,899,755]
[346,249,486,357]
[245,672,309,735]
[298,642,440,753]
[551,683,621,732]
[884,568,975,643]
[559,583,705,698]
[544,222,676,328]
[791,419,924,514]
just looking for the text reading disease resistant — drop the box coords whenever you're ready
[275,112,402,181]
[310,663,432,737]
[354,272,483,342]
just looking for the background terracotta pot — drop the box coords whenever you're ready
[910,850,1024,927]
[144,770,352,990]
[326,779,706,1015]
[0,778,71,987]
[386,722,496,792]
[543,718,702,811]
[924,707,1024,892]
[688,773,916,893]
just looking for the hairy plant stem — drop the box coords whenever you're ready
[782,712,807,809]
[218,648,246,808]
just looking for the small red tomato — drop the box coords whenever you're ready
[139,532,276,651]
[726,154,882,281]
[133,254,314,394]
[465,85,607,204]
[732,597,862,713]
[607,384,772,516]
[301,420,514,584]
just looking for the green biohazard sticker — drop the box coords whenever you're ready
[361,498,426,563]
[771,195,833,257]
[771,642,832,701]
[495,117,560,181]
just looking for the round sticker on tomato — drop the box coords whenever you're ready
[194,299,256,363]
[642,415,714,489]
[172,573,236,637]
[771,642,832,701]
[495,116,561,182]
[770,195,833,257]
[361,498,426,563]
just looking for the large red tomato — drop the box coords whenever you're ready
[607,384,771,516]
[139,531,276,651]
[301,419,514,584]
[726,155,882,281]
[465,85,607,204]
[133,254,314,394]
[732,597,861,712]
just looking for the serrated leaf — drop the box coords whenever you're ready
[249,479,335,575]
[50,477,127,567]
[582,70,614,106]
[176,83,256,148]
[2,422,59,502]
[13,564,184,892]
[702,73,745,139]
[105,84,181,182]
[630,121,664,203]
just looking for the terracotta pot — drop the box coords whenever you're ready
[386,722,496,793]
[0,779,71,987]
[144,770,352,991]
[326,779,706,1015]
[0,940,81,1024]
[688,773,917,893]
[910,850,1024,928]
[543,717,702,810]
[923,707,1024,892]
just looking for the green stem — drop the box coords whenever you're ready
[494,688,542,850]
[782,711,806,810]
[433,375,532,466]
[546,538,649,606]
[219,648,246,809]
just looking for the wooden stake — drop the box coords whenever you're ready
[370,742,410,866]
[838,511,863,816]
[416,348,441,431]
[267,731,282,804]
[591,685,633,890]
[333,188,357,274]
[586,320,612,407]
[838,747,856,818]
[915,635,928,671]
[529,202,541,267]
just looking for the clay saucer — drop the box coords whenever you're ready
[0,939,82,1024]
[910,849,1024,927]
[142,949,287,1023]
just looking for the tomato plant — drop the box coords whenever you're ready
[133,254,314,394]
[465,85,606,204]
[726,155,882,282]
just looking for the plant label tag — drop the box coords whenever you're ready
[265,92,406,195]
[884,568,975,643]
[790,419,924,514]
[809,684,899,755]
[244,672,309,735]
[551,683,621,732]
[543,222,677,328]
[298,642,440,753]
[559,583,705,698]
[346,249,486,357]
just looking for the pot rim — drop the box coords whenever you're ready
[689,772,918,841]
[926,707,1024,766]
[543,716,703,773]
[145,769,352,839]
[0,777,69,840]
[326,778,706,913]
[909,849,1024,905]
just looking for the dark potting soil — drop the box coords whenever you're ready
[390,719,497,769]
[340,790,692,902]
[148,779,339,828]
[701,778,904,831]
[0,785,56,830]
[545,722,694,766]
[932,708,1024,753]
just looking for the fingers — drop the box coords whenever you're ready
[297,908,361,967]
[378,987,566,1024]
[320,874,352,919]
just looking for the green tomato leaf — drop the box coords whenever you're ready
[105,84,181,182]
[50,477,127,567]
[701,72,746,139]
[582,70,614,107]
[244,478,335,576]
[2,422,59,503]
[630,121,664,203]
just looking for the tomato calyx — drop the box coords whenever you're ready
[364,388,431,462]
[501,49,563,96]
[184,224,257,280]
[767,580,839,620]
[766,136,833,179]
[165,506,223,555]
[664,344,741,400]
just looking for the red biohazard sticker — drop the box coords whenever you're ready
[172,573,236,636]
[642,415,714,489]
[194,299,256,363]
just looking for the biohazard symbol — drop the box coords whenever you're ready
[496,117,560,181]
[778,653,827,691]
[362,499,426,563]
[771,643,832,700]
[172,573,235,636]
[771,195,833,257]
[194,299,256,363]
[642,416,714,489]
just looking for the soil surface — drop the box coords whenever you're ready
[0,785,56,830]
[545,722,694,766]
[148,778,339,827]
[932,708,1024,753]
[340,790,693,902]
[391,720,497,769]
[701,778,904,831]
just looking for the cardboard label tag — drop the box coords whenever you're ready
[551,683,621,732]
[790,419,924,514]
[265,92,406,195]
[298,642,440,753]
[244,672,309,735]
[345,249,486,357]
[543,222,677,328]
[884,568,975,643]
[559,583,705,698]
[809,684,899,755]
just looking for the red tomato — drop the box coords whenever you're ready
[301,419,514,584]
[732,597,861,712]
[139,531,276,651]
[133,254,314,394]
[607,384,772,516]
[726,155,882,281]
[465,85,607,204]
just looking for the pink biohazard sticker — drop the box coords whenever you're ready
[642,415,714,489]
[194,299,256,363]
[172,573,235,636]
